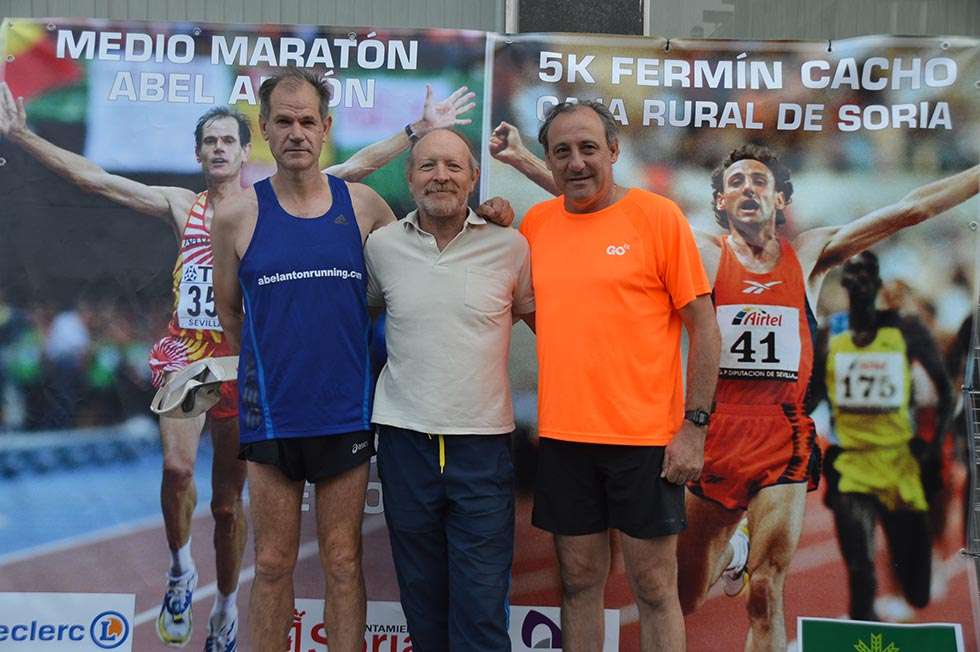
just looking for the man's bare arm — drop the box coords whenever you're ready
[349,182,397,242]
[903,315,954,441]
[324,84,476,182]
[805,165,980,275]
[489,121,558,196]
[0,82,195,232]
[662,294,721,485]
[212,193,250,354]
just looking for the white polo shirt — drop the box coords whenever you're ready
[364,209,534,434]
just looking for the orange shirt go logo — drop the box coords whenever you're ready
[605,243,631,256]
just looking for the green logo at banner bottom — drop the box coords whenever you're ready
[799,617,963,652]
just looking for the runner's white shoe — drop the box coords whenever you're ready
[156,568,198,647]
[722,519,750,597]
[875,595,914,623]
[205,608,238,652]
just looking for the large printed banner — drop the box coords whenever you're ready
[0,16,978,651]
[289,600,620,650]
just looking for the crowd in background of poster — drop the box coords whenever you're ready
[0,16,976,651]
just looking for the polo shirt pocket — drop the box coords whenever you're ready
[464,267,510,314]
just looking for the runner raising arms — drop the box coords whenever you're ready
[0,79,477,651]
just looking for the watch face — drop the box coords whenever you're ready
[686,410,709,426]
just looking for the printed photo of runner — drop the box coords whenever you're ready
[487,32,979,650]
[0,17,485,650]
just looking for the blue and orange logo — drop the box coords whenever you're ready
[90,611,129,650]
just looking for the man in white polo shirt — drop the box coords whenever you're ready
[364,128,534,652]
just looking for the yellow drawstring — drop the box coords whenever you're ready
[427,434,446,474]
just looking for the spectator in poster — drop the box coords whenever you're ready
[364,128,534,651]
[516,100,720,651]
[0,78,477,651]
[492,124,978,649]
[812,250,952,621]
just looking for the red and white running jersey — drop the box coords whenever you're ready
[713,237,814,406]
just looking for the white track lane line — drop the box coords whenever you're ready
[0,504,212,567]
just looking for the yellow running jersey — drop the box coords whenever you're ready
[827,325,925,511]
[827,325,913,449]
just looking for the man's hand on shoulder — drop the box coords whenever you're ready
[661,421,705,485]
[477,197,515,227]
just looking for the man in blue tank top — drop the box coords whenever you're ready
[212,69,398,652]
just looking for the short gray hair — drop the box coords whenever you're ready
[538,100,619,153]
[258,68,331,121]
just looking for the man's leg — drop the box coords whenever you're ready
[881,507,932,609]
[206,416,247,646]
[378,429,450,652]
[210,417,247,593]
[554,533,610,652]
[248,461,304,652]
[446,435,514,652]
[160,413,205,560]
[314,461,370,652]
[743,482,806,652]
[830,492,879,621]
[156,413,205,645]
[676,491,743,614]
[621,532,684,651]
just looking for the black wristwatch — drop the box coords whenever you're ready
[684,409,710,428]
[404,123,419,144]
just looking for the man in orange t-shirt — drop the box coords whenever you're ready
[518,101,720,652]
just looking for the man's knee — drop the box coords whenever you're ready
[210,496,242,528]
[629,562,677,613]
[559,556,607,598]
[162,457,195,492]
[321,542,362,587]
[255,547,297,583]
[746,565,785,622]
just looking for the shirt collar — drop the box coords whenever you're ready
[402,208,486,232]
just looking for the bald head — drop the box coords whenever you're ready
[407,129,479,174]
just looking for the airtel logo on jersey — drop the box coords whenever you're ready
[606,243,631,256]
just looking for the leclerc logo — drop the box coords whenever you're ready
[90,611,130,649]
[605,243,631,256]
[521,609,562,649]
[0,612,128,648]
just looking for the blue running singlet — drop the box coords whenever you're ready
[237,174,372,443]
